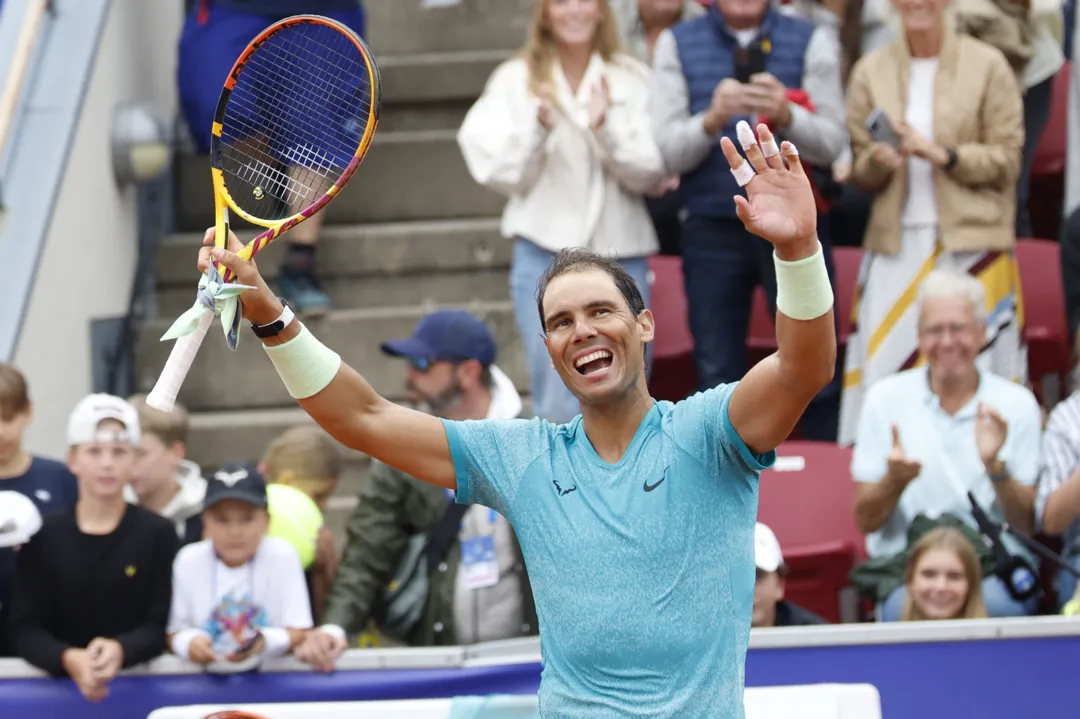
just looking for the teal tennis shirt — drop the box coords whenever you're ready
[442,383,775,718]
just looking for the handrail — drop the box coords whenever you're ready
[0,0,49,167]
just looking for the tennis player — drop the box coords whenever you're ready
[198,122,835,718]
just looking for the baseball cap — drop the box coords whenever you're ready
[381,310,496,369]
[755,522,784,573]
[204,463,269,511]
[66,394,141,447]
[0,491,43,548]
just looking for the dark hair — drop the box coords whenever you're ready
[0,364,30,421]
[535,248,646,330]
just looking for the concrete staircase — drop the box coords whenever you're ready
[133,0,535,540]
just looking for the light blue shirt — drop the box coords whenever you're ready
[442,384,774,718]
[851,368,1043,561]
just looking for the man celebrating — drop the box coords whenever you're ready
[194,122,835,717]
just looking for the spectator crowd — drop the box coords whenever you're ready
[3,0,1080,705]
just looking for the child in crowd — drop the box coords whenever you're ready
[9,394,178,702]
[260,426,343,620]
[0,364,78,657]
[126,395,206,545]
[167,463,316,671]
[901,528,988,622]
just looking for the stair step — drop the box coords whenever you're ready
[378,50,509,105]
[154,218,507,288]
[174,132,504,233]
[156,267,511,318]
[365,0,532,55]
[135,301,526,412]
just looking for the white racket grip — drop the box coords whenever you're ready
[146,311,215,413]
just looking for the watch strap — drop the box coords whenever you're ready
[251,301,295,339]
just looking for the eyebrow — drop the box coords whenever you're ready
[543,300,617,329]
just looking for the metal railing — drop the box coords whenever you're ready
[0,0,50,207]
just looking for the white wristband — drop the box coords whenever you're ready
[774,241,834,320]
[263,325,342,399]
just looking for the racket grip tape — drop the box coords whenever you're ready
[146,311,215,413]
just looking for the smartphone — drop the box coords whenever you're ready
[232,632,262,658]
[734,42,768,84]
[865,107,900,149]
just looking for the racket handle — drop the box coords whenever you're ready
[146,311,215,413]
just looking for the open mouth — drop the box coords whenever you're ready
[574,349,613,376]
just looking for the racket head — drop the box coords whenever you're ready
[209,14,381,235]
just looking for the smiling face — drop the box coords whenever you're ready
[909,547,971,620]
[546,0,603,49]
[918,294,985,384]
[892,0,948,34]
[541,269,654,407]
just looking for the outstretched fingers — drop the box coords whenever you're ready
[780,140,804,177]
[720,136,756,189]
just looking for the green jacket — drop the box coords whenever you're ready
[322,459,538,646]
[849,513,997,604]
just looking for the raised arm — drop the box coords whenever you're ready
[198,231,457,490]
[720,123,837,454]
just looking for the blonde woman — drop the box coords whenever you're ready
[900,527,988,621]
[457,0,667,424]
[838,0,1026,445]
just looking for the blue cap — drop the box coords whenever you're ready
[204,462,268,510]
[381,310,497,368]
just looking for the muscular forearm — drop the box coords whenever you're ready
[854,477,906,534]
[1041,468,1080,536]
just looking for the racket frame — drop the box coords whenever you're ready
[208,13,382,280]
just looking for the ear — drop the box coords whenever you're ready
[256,458,269,477]
[457,359,483,389]
[66,447,78,473]
[169,440,187,462]
[637,308,656,345]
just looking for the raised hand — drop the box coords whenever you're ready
[198,226,283,326]
[887,424,922,487]
[975,402,1009,467]
[719,121,816,255]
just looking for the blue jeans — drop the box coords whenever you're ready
[680,214,842,441]
[879,576,1039,621]
[509,238,651,424]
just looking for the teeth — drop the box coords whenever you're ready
[575,350,612,368]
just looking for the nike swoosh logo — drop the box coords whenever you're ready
[643,471,667,493]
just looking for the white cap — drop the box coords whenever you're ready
[0,491,43,548]
[755,522,784,573]
[66,393,141,447]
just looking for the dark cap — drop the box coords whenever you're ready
[380,310,496,368]
[204,463,268,510]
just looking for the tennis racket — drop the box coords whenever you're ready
[146,14,381,413]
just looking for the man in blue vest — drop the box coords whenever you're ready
[649,0,846,440]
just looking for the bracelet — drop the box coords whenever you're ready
[263,325,342,399]
[251,300,295,339]
[774,241,834,321]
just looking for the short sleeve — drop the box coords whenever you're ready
[1036,400,1080,525]
[999,389,1044,487]
[441,418,553,520]
[850,383,889,484]
[670,383,775,475]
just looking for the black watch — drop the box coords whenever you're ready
[250,299,295,338]
[944,147,958,171]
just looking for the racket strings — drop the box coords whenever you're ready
[219,21,374,220]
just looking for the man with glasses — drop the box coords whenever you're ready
[308,310,537,656]
[850,269,1042,620]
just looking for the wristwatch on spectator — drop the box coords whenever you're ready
[986,458,1009,484]
[250,298,295,339]
[944,147,958,171]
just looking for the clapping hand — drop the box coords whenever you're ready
[975,402,1008,467]
[896,122,949,166]
[587,76,611,131]
[887,424,922,486]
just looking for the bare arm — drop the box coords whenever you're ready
[990,471,1036,535]
[1041,467,1080,535]
[200,233,457,491]
[719,125,836,455]
[853,478,906,534]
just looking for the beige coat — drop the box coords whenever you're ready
[847,31,1024,255]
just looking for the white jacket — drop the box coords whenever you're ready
[457,53,664,258]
